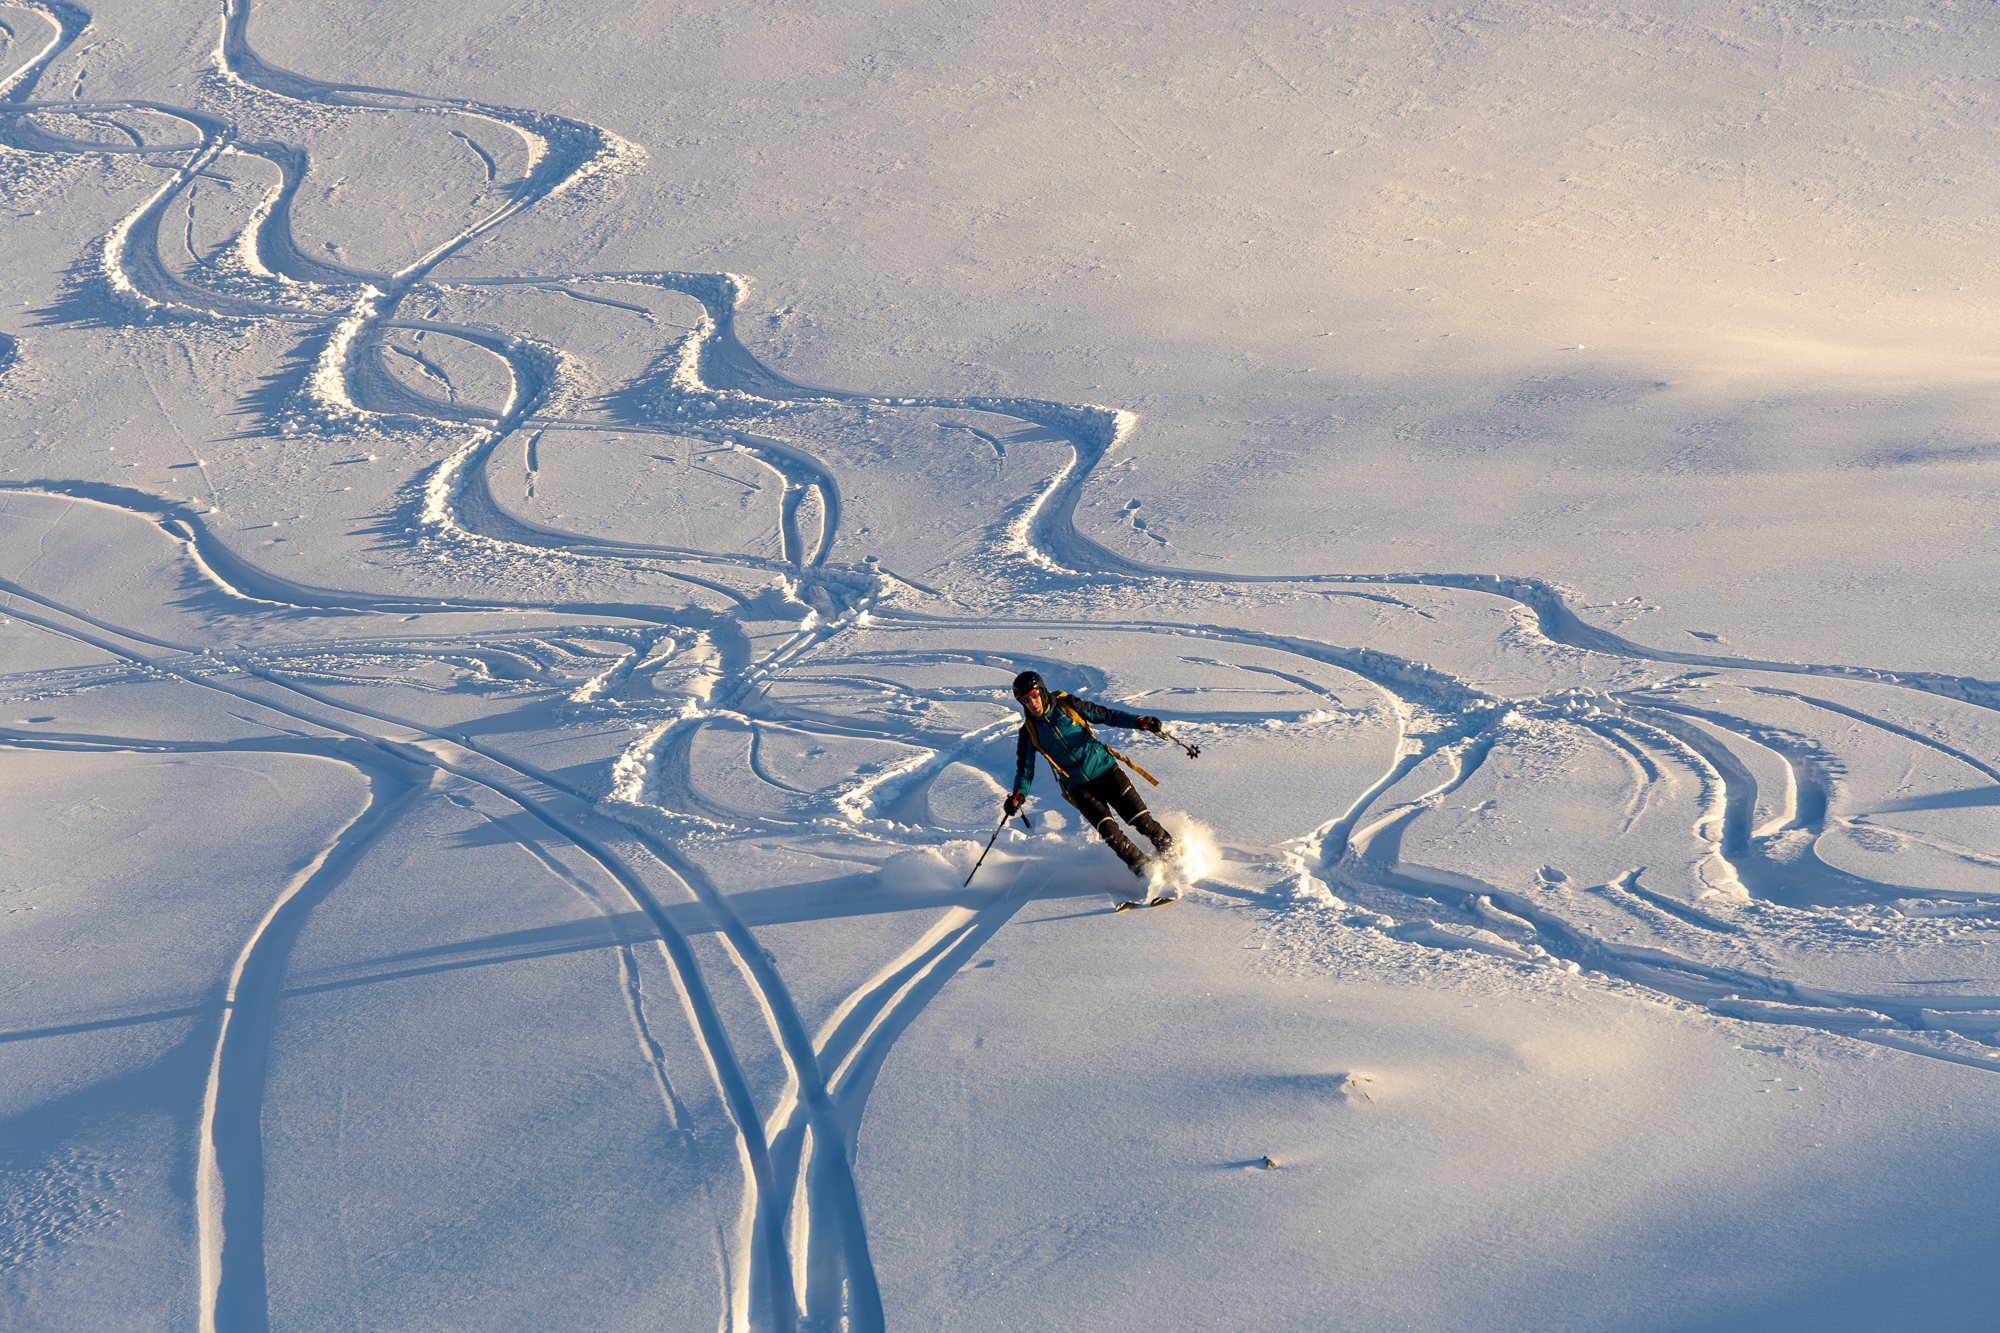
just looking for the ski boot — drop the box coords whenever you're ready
[1135,811,1176,861]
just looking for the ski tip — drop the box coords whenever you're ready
[1147,895,1177,908]
[1113,899,1142,912]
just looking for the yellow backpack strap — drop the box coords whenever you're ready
[1108,746,1160,786]
[1055,695,1159,787]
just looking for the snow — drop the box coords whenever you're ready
[4,1,2000,1330]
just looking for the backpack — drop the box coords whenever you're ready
[1023,692,1161,789]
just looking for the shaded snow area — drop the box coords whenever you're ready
[7,2,2000,1330]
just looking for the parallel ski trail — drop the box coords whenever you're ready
[2,598,784,1329]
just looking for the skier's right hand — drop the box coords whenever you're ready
[1004,792,1023,817]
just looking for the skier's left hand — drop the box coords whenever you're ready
[1137,716,1162,732]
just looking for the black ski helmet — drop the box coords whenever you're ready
[1012,670,1045,700]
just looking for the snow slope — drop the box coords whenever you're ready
[3,2,1998,1330]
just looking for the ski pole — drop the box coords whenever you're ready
[1159,729,1201,759]
[964,810,1008,887]
[964,800,1032,880]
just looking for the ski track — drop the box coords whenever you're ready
[198,758,426,1333]
[0,597,771,1329]
[6,1,2000,1328]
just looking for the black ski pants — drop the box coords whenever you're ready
[1066,768,1173,875]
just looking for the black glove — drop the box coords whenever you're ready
[1004,792,1023,817]
[1138,716,1162,733]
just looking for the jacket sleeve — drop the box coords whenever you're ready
[1013,725,1037,796]
[1069,695,1148,730]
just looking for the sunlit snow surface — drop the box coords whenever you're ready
[3,3,1999,1331]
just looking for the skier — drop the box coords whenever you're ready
[1005,669,1179,899]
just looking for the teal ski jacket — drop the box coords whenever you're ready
[1012,693,1148,798]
